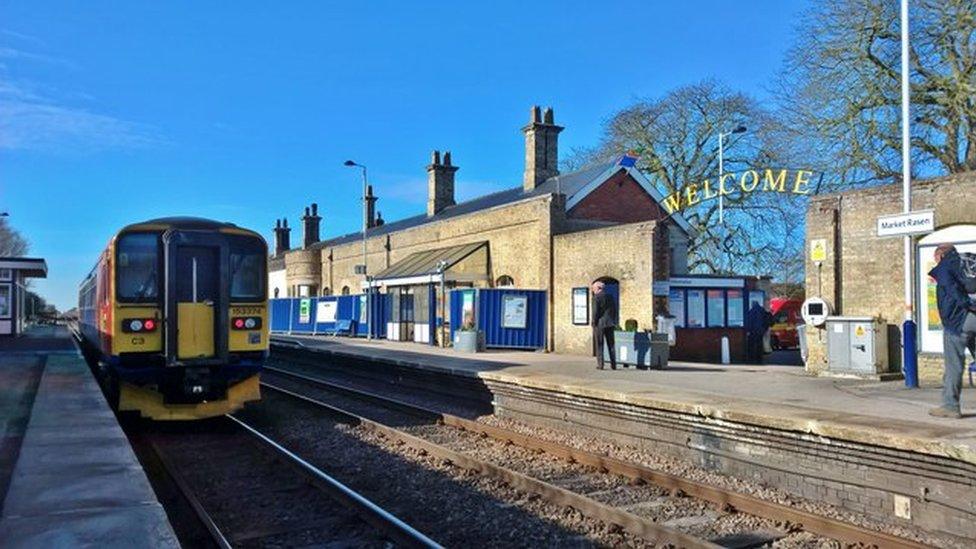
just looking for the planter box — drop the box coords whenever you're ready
[454,330,485,353]
[605,331,669,369]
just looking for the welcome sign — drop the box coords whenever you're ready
[661,168,816,215]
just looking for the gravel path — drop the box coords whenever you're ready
[266,358,965,548]
[145,420,392,548]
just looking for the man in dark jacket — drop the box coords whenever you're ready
[592,281,618,370]
[744,302,771,363]
[929,244,976,419]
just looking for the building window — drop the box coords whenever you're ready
[686,289,705,328]
[727,290,744,327]
[495,275,515,287]
[668,288,686,327]
[298,284,316,297]
[0,284,10,318]
[706,290,725,327]
[323,287,331,296]
[341,286,350,295]
[0,269,11,281]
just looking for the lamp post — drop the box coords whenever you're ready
[717,125,747,224]
[899,0,918,388]
[344,160,371,341]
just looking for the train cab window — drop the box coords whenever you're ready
[117,233,159,302]
[230,237,266,301]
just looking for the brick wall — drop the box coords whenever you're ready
[804,171,976,380]
[568,171,667,223]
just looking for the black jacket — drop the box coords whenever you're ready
[592,292,618,329]
[929,249,976,335]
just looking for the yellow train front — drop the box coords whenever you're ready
[78,217,268,420]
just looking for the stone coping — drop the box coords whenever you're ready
[272,335,976,467]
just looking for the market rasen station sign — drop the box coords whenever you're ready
[661,168,815,215]
[876,210,935,238]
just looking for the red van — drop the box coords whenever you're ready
[769,298,803,350]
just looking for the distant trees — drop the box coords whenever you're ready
[777,0,976,187]
[565,80,805,280]
[0,218,29,257]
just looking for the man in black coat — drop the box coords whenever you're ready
[592,281,618,370]
[929,244,976,419]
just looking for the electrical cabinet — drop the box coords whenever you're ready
[825,316,889,375]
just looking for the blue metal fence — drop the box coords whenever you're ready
[449,288,547,349]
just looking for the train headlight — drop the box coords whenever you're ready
[232,317,262,330]
[123,318,157,333]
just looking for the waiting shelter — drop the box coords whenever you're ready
[0,257,48,336]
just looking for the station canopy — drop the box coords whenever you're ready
[369,241,489,287]
[0,258,48,278]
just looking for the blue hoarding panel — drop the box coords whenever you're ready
[478,289,546,349]
[269,298,292,332]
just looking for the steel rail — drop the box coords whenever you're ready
[226,415,442,549]
[144,437,234,549]
[260,380,721,549]
[263,364,930,549]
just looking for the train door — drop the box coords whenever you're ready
[175,246,219,359]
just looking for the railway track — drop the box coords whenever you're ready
[130,414,438,548]
[260,363,931,549]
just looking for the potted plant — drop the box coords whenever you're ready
[608,319,669,369]
[453,313,485,353]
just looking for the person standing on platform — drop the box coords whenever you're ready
[745,302,770,364]
[592,281,618,370]
[928,243,976,419]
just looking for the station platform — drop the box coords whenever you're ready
[271,334,976,539]
[0,326,178,548]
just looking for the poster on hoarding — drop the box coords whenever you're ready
[299,298,311,323]
[316,300,337,323]
[502,294,527,329]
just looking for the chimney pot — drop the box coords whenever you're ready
[531,105,541,123]
[301,203,321,248]
[311,202,318,215]
[431,150,441,165]
[427,149,458,217]
[304,206,310,216]
[522,104,564,192]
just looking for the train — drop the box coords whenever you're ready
[77,217,268,420]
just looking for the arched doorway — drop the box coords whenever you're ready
[341,286,350,296]
[917,224,976,353]
[495,275,515,287]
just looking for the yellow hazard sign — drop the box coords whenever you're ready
[810,239,827,262]
[855,325,865,337]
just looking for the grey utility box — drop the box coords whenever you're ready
[825,316,889,375]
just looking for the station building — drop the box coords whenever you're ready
[0,257,48,336]
[268,106,771,359]
[804,170,976,381]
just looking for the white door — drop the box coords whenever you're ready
[917,224,976,354]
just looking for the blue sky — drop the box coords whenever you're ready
[1,1,810,310]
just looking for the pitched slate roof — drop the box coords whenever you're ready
[310,161,688,250]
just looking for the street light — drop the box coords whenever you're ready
[717,125,747,224]
[344,160,371,341]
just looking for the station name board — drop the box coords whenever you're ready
[662,168,816,215]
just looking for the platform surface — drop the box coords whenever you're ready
[273,334,976,466]
[0,326,179,548]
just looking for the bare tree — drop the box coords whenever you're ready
[565,80,807,280]
[777,0,976,187]
[0,219,29,257]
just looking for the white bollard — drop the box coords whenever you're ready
[721,336,730,365]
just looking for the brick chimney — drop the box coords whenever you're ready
[273,217,291,256]
[522,105,563,192]
[301,203,321,248]
[365,185,379,228]
[427,150,458,217]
